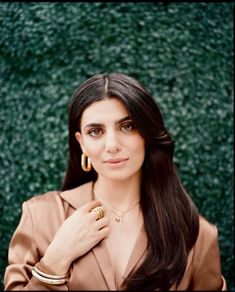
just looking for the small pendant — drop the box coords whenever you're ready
[115,216,121,222]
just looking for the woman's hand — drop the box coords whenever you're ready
[42,200,109,275]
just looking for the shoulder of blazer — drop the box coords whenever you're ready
[24,180,94,215]
[192,215,219,266]
[23,191,67,229]
[198,215,218,241]
[25,190,63,212]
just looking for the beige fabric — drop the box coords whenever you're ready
[4,182,226,290]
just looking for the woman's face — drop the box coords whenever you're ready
[75,98,145,182]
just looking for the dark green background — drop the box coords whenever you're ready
[0,2,234,290]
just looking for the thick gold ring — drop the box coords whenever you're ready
[91,206,106,220]
[95,206,105,220]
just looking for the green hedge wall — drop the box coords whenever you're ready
[0,2,233,290]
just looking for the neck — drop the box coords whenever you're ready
[93,175,141,212]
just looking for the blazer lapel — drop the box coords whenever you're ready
[123,223,148,278]
[92,224,147,290]
[92,240,116,290]
[59,181,94,210]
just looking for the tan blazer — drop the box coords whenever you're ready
[4,182,226,290]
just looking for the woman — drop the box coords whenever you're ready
[4,73,226,290]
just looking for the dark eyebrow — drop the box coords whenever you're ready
[117,116,131,124]
[84,116,131,129]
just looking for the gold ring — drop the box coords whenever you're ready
[92,207,104,220]
[91,206,106,220]
[96,206,105,220]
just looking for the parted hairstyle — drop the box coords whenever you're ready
[61,72,199,290]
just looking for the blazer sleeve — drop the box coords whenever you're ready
[190,220,227,290]
[4,200,68,291]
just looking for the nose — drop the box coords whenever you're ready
[105,131,121,154]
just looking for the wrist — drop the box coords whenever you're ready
[32,261,70,286]
[42,251,71,275]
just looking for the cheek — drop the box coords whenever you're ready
[128,137,145,160]
[84,142,104,173]
[84,140,103,159]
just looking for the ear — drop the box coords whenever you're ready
[75,132,86,154]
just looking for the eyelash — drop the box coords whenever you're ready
[87,128,103,137]
[121,122,134,132]
[87,122,135,137]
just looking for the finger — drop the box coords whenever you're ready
[81,200,102,212]
[90,206,106,221]
[95,216,109,229]
[98,226,110,239]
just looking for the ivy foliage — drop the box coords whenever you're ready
[0,2,233,290]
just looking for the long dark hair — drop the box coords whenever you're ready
[61,73,199,290]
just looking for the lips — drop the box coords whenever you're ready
[104,158,129,163]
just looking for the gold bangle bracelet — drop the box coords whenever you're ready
[34,263,70,280]
[32,267,68,285]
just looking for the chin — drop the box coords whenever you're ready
[103,169,141,182]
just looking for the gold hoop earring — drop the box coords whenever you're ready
[81,154,92,172]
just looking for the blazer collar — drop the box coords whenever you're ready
[59,181,148,289]
[123,223,147,278]
[59,181,94,210]
[92,240,116,290]
[92,222,147,290]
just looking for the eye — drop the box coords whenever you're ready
[87,128,103,137]
[120,122,134,132]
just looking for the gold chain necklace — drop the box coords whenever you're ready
[93,189,140,222]
[92,185,140,288]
